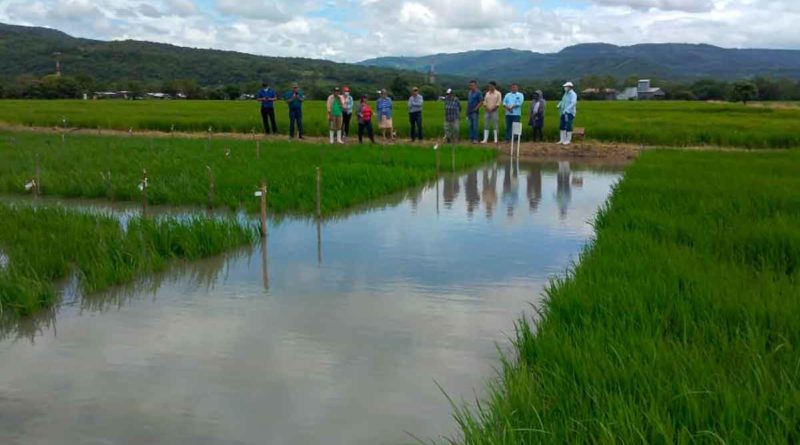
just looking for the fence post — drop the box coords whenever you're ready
[140,168,148,215]
[259,180,268,239]
[316,166,321,219]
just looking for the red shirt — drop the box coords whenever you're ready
[361,103,372,121]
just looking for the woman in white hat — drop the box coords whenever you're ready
[557,81,578,145]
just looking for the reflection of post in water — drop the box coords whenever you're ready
[260,238,269,290]
[465,170,480,217]
[556,161,572,220]
[527,164,543,213]
[451,146,456,172]
[502,158,520,218]
[435,178,440,215]
[316,218,322,266]
[482,163,498,219]
[442,173,460,209]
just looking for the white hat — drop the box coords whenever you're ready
[563,81,574,87]
[446,88,453,94]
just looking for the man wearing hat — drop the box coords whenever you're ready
[408,86,424,142]
[342,86,354,141]
[284,82,305,139]
[558,81,578,145]
[443,88,462,143]
[326,86,346,144]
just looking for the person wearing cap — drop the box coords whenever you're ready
[502,83,524,142]
[408,86,424,142]
[482,81,502,144]
[284,82,305,139]
[558,81,578,145]
[466,80,483,143]
[377,89,394,142]
[326,86,346,144]
[342,86,354,140]
[356,94,376,144]
[443,88,461,143]
[256,81,278,135]
[529,90,546,142]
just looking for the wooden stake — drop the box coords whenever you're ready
[141,168,148,215]
[259,180,268,239]
[34,153,41,198]
[315,166,321,219]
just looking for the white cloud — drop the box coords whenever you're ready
[0,0,797,62]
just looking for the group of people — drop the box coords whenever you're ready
[256,80,579,146]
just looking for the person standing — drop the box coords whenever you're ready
[529,90,546,142]
[466,80,483,143]
[502,83,524,142]
[408,86,424,142]
[326,86,346,144]
[558,82,578,145]
[443,88,461,143]
[481,81,502,144]
[342,86,354,140]
[377,89,394,142]
[284,82,304,139]
[356,94,376,144]
[256,81,278,134]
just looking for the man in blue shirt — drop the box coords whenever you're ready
[284,82,305,139]
[466,80,483,143]
[256,81,278,135]
[558,81,578,145]
[502,83,524,142]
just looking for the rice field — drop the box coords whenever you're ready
[449,149,800,444]
[2,99,800,148]
[0,131,496,215]
[0,203,257,317]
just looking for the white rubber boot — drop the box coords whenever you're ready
[564,132,573,145]
[481,130,489,144]
[329,131,335,144]
[336,130,343,144]
[493,130,498,144]
[558,130,566,144]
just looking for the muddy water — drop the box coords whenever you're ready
[0,160,622,445]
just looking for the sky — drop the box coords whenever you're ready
[1,0,798,62]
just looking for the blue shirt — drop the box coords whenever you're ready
[257,87,276,108]
[377,97,393,119]
[467,90,483,115]
[503,92,524,117]
[558,89,578,116]
[284,90,304,111]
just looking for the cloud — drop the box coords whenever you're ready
[0,0,798,63]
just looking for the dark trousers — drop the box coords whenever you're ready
[358,120,375,143]
[409,111,422,141]
[289,109,303,138]
[505,115,520,141]
[342,112,352,137]
[531,126,544,141]
[260,107,277,134]
[560,113,575,132]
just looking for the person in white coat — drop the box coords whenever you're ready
[557,81,578,145]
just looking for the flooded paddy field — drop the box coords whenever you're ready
[0,160,622,444]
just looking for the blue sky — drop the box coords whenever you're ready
[1,0,798,62]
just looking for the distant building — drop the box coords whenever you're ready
[616,87,638,101]
[636,79,665,100]
[145,92,172,100]
[581,88,619,100]
[93,91,130,100]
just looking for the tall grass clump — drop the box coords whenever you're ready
[0,203,257,317]
[1,100,799,148]
[448,149,800,444]
[0,131,495,215]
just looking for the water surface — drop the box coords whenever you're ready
[0,159,622,445]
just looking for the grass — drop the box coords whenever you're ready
[449,149,800,444]
[2,99,800,148]
[0,131,495,215]
[0,202,257,317]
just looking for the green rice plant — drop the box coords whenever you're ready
[2,99,800,148]
[0,203,257,317]
[0,131,496,215]
[447,149,800,444]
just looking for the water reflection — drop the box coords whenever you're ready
[0,159,624,445]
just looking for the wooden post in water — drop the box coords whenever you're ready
[315,166,322,219]
[207,166,215,209]
[261,236,270,289]
[34,153,41,198]
[259,180,268,239]
[140,169,148,215]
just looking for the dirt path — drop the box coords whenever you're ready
[0,122,768,160]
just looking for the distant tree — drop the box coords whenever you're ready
[730,81,759,104]
[390,76,410,98]
[224,84,241,100]
[419,84,439,100]
[74,71,95,94]
[691,79,729,101]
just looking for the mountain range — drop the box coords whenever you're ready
[359,44,800,82]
